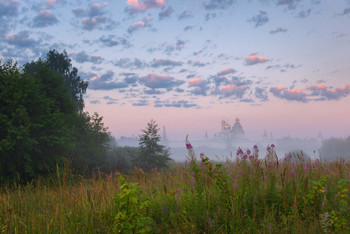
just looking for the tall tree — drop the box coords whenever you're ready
[0,60,74,182]
[134,120,171,171]
[45,50,88,112]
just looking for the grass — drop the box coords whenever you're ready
[1,144,349,233]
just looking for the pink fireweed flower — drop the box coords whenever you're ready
[303,167,308,173]
[246,149,251,155]
[186,143,192,149]
[200,161,205,167]
[243,154,248,160]
[290,170,295,176]
[234,182,239,190]
[262,176,266,181]
[271,144,275,148]
[176,189,181,194]
[200,153,204,159]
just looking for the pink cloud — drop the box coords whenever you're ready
[245,54,269,65]
[222,84,249,97]
[126,0,166,14]
[217,67,236,76]
[189,78,205,87]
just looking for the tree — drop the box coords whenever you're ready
[0,50,110,183]
[45,50,88,112]
[134,120,172,171]
[0,60,74,183]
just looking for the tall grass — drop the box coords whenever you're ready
[1,142,349,233]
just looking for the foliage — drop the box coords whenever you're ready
[0,51,109,183]
[45,49,88,112]
[0,144,350,233]
[0,60,74,183]
[134,120,171,171]
[113,175,153,233]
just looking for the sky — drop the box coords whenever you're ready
[1,0,350,140]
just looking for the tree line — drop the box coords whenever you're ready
[0,50,171,184]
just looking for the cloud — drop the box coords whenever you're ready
[154,100,199,108]
[45,0,65,8]
[121,73,139,84]
[245,53,269,65]
[32,9,58,27]
[74,51,104,64]
[103,95,119,104]
[297,9,311,18]
[126,0,166,14]
[6,31,40,48]
[128,15,152,33]
[188,60,207,67]
[114,58,147,69]
[343,8,350,15]
[221,84,249,98]
[82,16,106,30]
[248,10,269,27]
[72,8,85,17]
[0,0,19,18]
[151,58,183,67]
[270,27,287,34]
[308,84,350,101]
[217,67,236,76]
[83,71,129,90]
[95,35,131,47]
[139,73,185,89]
[203,0,235,10]
[255,87,268,101]
[133,99,149,106]
[188,77,210,96]
[275,0,298,9]
[144,89,164,94]
[73,3,109,30]
[270,86,308,102]
[178,8,193,20]
[158,6,173,20]
[89,100,101,104]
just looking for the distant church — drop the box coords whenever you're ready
[217,117,245,139]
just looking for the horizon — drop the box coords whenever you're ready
[1,0,350,141]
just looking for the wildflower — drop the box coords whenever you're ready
[180,177,184,182]
[176,189,181,194]
[242,154,248,160]
[185,159,188,164]
[322,201,325,208]
[212,165,216,171]
[246,149,251,155]
[234,182,238,190]
[200,161,205,167]
[290,170,295,176]
[271,144,275,148]
[200,153,204,159]
[303,167,308,173]
[262,176,266,182]
[186,143,192,149]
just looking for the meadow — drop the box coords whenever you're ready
[0,142,349,233]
